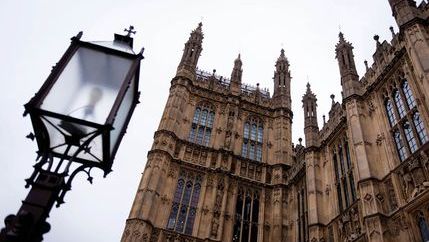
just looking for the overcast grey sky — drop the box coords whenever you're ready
[0,0,398,241]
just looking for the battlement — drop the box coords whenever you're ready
[359,31,405,90]
[195,68,271,99]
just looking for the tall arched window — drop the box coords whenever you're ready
[167,170,202,235]
[385,99,397,127]
[404,122,418,153]
[332,137,357,212]
[189,103,215,146]
[394,90,406,118]
[402,81,416,109]
[242,117,263,162]
[232,188,259,242]
[394,130,407,161]
[417,212,429,242]
[384,79,428,161]
[414,112,428,144]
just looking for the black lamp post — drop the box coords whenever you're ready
[0,26,143,242]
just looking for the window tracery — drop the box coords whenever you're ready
[232,187,259,242]
[332,137,357,212]
[189,103,215,146]
[383,79,428,161]
[242,117,263,162]
[167,170,202,235]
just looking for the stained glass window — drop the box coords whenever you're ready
[242,117,263,162]
[189,103,215,146]
[167,170,202,235]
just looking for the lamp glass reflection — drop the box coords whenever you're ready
[39,46,134,163]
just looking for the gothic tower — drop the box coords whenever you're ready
[121,23,302,242]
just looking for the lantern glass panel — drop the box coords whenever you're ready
[42,116,103,162]
[110,76,135,152]
[41,47,133,125]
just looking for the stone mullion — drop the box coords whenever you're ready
[183,176,197,233]
[211,106,224,149]
[397,123,411,158]
[216,178,229,241]
[407,111,424,147]
[207,177,219,238]
[193,173,209,236]
[272,188,282,240]
[258,190,265,242]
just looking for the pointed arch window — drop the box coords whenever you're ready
[394,90,406,118]
[384,79,428,161]
[414,112,428,144]
[402,81,416,109]
[232,188,259,242]
[417,212,429,242]
[332,137,357,212]
[242,117,263,162]
[394,130,407,161]
[385,100,396,126]
[404,122,418,153]
[189,103,215,146]
[167,170,202,235]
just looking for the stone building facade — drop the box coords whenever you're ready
[121,1,429,241]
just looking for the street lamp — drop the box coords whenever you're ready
[0,26,143,242]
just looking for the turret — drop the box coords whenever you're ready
[230,54,242,95]
[302,83,319,148]
[388,0,424,29]
[176,22,204,79]
[272,49,292,109]
[335,32,362,99]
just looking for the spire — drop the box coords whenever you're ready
[234,54,242,69]
[305,82,312,95]
[275,49,289,71]
[230,54,243,95]
[302,82,319,147]
[339,32,345,42]
[335,32,361,99]
[273,49,291,104]
[177,22,204,76]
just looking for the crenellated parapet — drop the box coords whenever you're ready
[359,31,406,91]
[319,101,346,145]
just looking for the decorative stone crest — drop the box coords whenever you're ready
[376,133,385,146]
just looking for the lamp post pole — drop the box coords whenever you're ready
[0,26,143,242]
